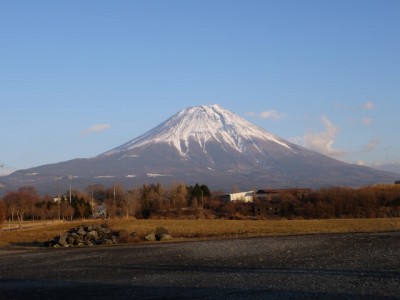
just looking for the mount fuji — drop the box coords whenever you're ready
[2,104,397,194]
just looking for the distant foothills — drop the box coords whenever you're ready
[0,105,398,196]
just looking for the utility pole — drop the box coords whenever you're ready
[113,184,116,218]
[68,175,73,204]
[91,184,94,208]
[113,184,116,206]
[201,189,204,209]
[56,176,61,220]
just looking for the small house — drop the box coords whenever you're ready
[220,191,254,203]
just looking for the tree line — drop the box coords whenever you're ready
[297,185,400,218]
[0,182,212,228]
[219,185,400,219]
[1,183,400,228]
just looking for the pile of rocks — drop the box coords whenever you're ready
[45,224,131,248]
[144,226,173,242]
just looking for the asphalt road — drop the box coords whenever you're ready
[0,232,400,299]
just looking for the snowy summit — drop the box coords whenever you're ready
[103,104,291,157]
[3,104,397,194]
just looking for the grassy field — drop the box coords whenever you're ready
[1,217,400,248]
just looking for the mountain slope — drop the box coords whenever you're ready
[1,105,398,194]
[101,104,291,157]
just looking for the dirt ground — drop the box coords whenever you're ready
[0,232,399,299]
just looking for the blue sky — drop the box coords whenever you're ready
[1,0,399,173]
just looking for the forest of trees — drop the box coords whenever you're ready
[0,182,213,227]
[220,185,400,219]
[1,183,400,228]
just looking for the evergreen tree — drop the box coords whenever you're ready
[200,184,211,197]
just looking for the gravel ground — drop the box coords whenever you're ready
[0,232,400,299]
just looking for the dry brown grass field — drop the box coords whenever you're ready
[1,217,400,248]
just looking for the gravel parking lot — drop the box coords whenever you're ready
[0,232,399,299]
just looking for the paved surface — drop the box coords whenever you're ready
[0,232,400,299]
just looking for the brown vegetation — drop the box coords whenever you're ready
[1,183,400,228]
[279,185,400,219]
[1,218,399,248]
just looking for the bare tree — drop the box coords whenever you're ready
[64,205,75,220]
[104,184,125,218]
[30,203,40,221]
[3,187,39,229]
[119,192,132,219]
[140,184,163,218]
[45,202,59,220]
[104,199,116,219]
[169,182,188,212]
[130,188,141,217]
[118,189,141,219]
[60,201,74,220]
[76,203,85,220]
[4,196,16,222]
[0,201,5,227]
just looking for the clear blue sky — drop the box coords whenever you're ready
[1,0,399,173]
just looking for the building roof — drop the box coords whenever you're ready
[256,188,311,194]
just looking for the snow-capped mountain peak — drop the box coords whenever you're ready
[103,104,291,157]
[4,104,397,194]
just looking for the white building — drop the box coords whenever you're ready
[221,191,254,203]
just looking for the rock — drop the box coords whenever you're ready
[143,228,173,242]
[144,232,156,242]
[58,234,68,246]
[159,234,173,241]
[155,227,169,241]
[45,223,130,248]
[71,233,79,240]
[77,228,86,236]
[87,230,98,241]
[84,240,94,246]
[88,230,98,236]
[99,227,110,234]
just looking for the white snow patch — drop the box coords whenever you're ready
[26,173,39,176]
[147,173,171,177]
[94,175,115,178]
[102,104,292,157]
[126,175,136,178]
